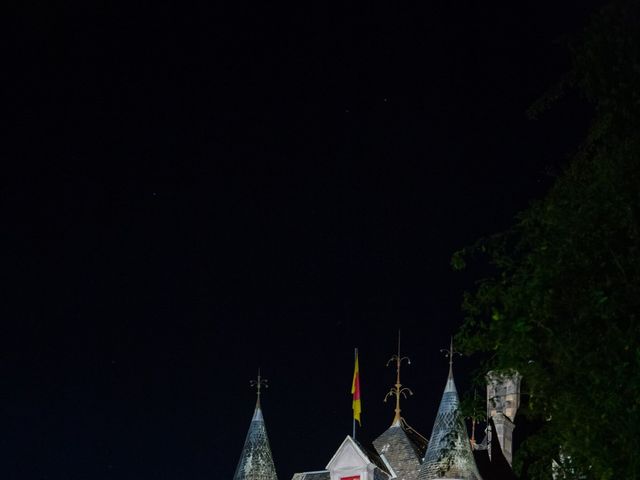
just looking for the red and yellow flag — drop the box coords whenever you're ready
[351,350,361,425]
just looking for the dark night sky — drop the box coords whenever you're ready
[5,1,602,479]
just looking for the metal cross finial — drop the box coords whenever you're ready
[440,336,462,376]
[384,330,413,425]
[249,368,268,408]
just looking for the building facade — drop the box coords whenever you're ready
[232,343,520,480]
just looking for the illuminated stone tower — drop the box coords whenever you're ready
[233,370,278,480]
[486,371,521,466]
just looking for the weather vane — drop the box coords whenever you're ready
[384,330,413,425]
[440,336,462,375]
[250,368,268,407]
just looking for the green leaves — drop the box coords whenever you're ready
[451,250,467,271]
[453,1,640,478]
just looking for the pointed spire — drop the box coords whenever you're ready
[250,368,268,412]
[440,336,461,393]
[384,330,413,426]
[444,337,458,375]
[418,340,482,480]
[374,332,427,480]
[233,370,278,480]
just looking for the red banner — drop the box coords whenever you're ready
[340,477,361,480]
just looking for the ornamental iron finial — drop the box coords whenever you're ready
[249,368,268,408]
[384,330,413,425]
[440,336,462,377]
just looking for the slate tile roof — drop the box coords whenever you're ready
[373,419,427,480]
[290,472,330,480]
[418,371,482,480]
[233,406,278,480]
[355,438,392,475]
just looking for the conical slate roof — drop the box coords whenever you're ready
[418,370,482,480]
[233,403,278,480]
[373,418,427,480]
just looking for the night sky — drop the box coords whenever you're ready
[5,2,602,479]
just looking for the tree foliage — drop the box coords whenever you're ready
[453,2,640,478]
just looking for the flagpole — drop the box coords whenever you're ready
[353,347,357,440]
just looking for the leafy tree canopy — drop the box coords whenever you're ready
[453,1,640,478]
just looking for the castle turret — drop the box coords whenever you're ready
[233,370,278,480]
[486,371,521,466]
[418,339,482,480]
